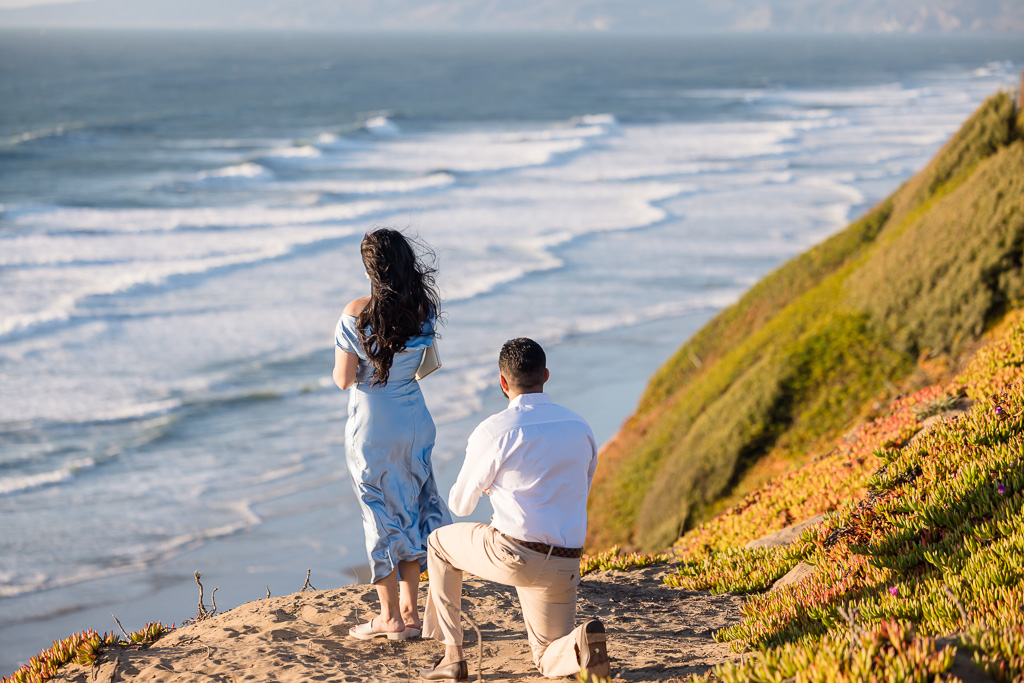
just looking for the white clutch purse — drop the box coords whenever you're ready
[414,341,441,380]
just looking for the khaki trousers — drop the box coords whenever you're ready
[423,522,591,678]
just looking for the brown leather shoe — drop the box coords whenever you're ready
[418,656,469,682]
[579,620,610,678]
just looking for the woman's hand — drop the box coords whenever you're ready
[333,346,359,390]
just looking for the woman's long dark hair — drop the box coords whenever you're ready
[358,228,440,387]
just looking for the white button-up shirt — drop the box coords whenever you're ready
[448,392,598,548]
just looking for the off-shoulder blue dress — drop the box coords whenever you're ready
[335,313,452,583]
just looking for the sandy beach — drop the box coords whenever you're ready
[41,565,742,682]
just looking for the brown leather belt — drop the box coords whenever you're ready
[500,532,583,559]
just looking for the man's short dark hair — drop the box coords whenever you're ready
[499,338,546,389]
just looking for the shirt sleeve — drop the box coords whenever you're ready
[448,424,502,517]
[334,315,367,360]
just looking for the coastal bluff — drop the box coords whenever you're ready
[588,89,1024,552]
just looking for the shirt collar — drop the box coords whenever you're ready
[509,392,552,408]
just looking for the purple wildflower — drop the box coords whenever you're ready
[998,483,1006,495]
[889,586,899,597]
[994,405,1005,417]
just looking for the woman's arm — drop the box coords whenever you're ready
[333,297,370,390]
[333,346,359,390]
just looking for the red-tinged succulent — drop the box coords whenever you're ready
[579,546,670,576]
[668,319,1024,682]
[2,623,173,683]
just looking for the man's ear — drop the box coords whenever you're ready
[543,368,550,384]
[499,374,509,392]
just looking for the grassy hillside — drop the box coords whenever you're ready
[661,311,1024,682]
[588,91,1024,552]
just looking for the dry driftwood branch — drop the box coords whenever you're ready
[195,571,207,617]
[461,599,485,683]
[301,569,315,592]
[111,614,130,640]
[191,571,218,622]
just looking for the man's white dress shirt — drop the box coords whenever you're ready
[448,392,598,549]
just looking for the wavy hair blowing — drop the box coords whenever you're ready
[358,228,441,387]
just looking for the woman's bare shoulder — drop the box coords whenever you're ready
[343,296,371,317]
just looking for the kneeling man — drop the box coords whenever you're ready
[420,338,609,681]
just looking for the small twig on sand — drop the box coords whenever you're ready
[461,601,484,683]
[301,569,315,592]
[191,571,218,622]
[111,614,130,640]
[195,571,206,617]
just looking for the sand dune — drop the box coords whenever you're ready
[45,565,742,682]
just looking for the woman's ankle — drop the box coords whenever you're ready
[374,614,405,632]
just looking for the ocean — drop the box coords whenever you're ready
[0,29,1021,671]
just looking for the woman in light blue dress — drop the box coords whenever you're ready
[333,228,451,641]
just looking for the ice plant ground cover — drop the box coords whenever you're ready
[2,623,171,683]
[653,314,1024,682]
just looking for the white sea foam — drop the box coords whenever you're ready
[550,290,747,339]
[0,468,74,496]
[10,200,382,233]
[0,222,364,339]
[364,115,400,136]
[376,134,588,173]
[0,458,96,497]
[681,88,768,101]
[799,176,866,205]
[575,113,617,125]
[444,256,565,303]
[314,133,370,150]
[297,172,455,195]
[88,398,183,424]
[5,122,80,147]
[341,120,613,174]
[252,464,306,485]
[196,162,272,181]
[265,145,322,159]
[497,123,610,142]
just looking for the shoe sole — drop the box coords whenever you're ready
[348,625,412,641]
[581,631,610,677]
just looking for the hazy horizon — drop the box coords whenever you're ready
[1,0,1021,34]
